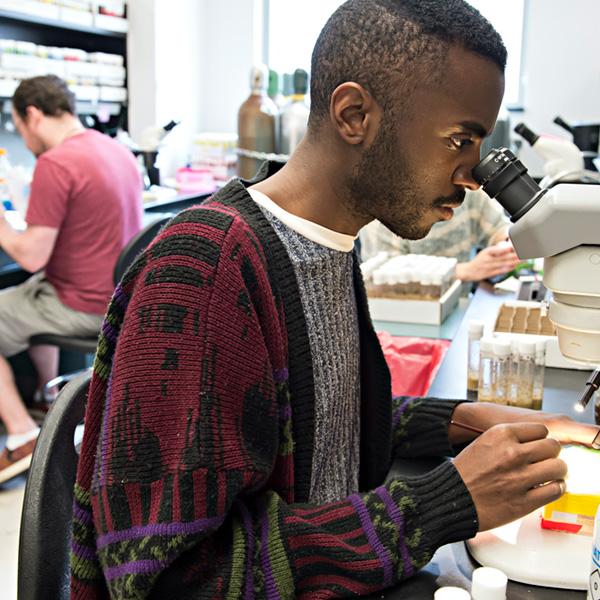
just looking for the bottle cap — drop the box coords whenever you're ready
[293,68,309,94]
[468,320,485,338]
[268,69,280,97]
[250,64,269,93]
[282,72,293,96]
[480,337,495,353]
[471,566,507,599]
[434,587,471,599]
[518,339,537,356]
[493,338,512,357]
[535,339,547,354]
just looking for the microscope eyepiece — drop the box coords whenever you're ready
[472,147,547,222]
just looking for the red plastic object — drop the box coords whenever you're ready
[540,517,583,534]
[377,332,450,397]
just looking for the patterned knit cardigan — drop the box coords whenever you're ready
[70,173,478,599]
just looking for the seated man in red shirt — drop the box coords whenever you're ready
[0,75,142,483]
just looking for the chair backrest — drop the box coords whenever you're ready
[112,214,172,285]
[18,371,91,600]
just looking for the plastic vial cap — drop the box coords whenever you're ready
[434,587,471,600]
[480,337,495,353]
[518,339,537,357]
[493,339,512,357]
[421,271,433,285]
[471,566,507,599]
[468,320,485,338]
[535,339,547,354]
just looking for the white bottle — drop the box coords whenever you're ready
[279,68,309,155]
[467,320,484,392]
[435,587,471,599]
[478,337,495,402]
[588,505,600,600]
[0,148,12,208]
[471,566,507,600]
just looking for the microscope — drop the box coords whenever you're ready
[473,148,600,413]
[514,122,600,188]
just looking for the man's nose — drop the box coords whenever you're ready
[453,164,480,191]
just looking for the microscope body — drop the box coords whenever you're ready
[508,184,600,363]
[473,149,600,365]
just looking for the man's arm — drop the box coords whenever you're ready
[455,239,520,282]
[488,224,509,246]
[0,213,58,272]
[71,213,480,600]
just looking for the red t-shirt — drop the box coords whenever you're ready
[26,129,143,314]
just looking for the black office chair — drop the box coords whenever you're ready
[28,214,172,389]
[17,370,91,600]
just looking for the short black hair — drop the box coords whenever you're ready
[12,75,76,120]
[309,0,507,126]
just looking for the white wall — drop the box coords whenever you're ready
[517,0,600,175]
[199,0,263,133]
[127,0,262,177]
[126,0,158,145]
[127,0,207,177]
[127,0,600,178]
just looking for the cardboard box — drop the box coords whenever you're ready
[368,279,462,325]
[493,300,589,371]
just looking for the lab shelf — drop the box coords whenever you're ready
[0,8,126,38]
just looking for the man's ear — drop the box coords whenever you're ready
[329,82,381,146]
[25,105,43,127]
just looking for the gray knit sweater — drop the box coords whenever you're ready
[257,207,361,504]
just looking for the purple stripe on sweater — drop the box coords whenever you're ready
[260,509,280,600]
[71,541,96,562]
[375,486,414,578]
[238,502,255,600]
[273,368,288,384]
[112,285,129,310]
[279,404,292,422]
[349,494,393,588]
[104,558,170,581]
[72,501,93,526]
[101,321,118,344]
[393,398,413,429]
[96,515,224,549]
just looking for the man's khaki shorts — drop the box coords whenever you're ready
[0,272,104,357]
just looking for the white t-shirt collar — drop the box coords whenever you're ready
[248,188,357,253]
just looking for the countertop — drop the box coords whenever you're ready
[370,284,591,599]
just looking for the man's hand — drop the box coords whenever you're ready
[453,422,566,531]
[450,401,600,448]
[456,240,520,282]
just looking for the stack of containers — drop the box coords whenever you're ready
[477,337,546,408]
[362,254,457,300]
[0,40,126,103]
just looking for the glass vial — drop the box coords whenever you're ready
[532,339,547,410]
[477,337,495,402]
[492,339,512,404]
[507,339,520,406]
[467,320,485,392]
[516,339,536,409]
